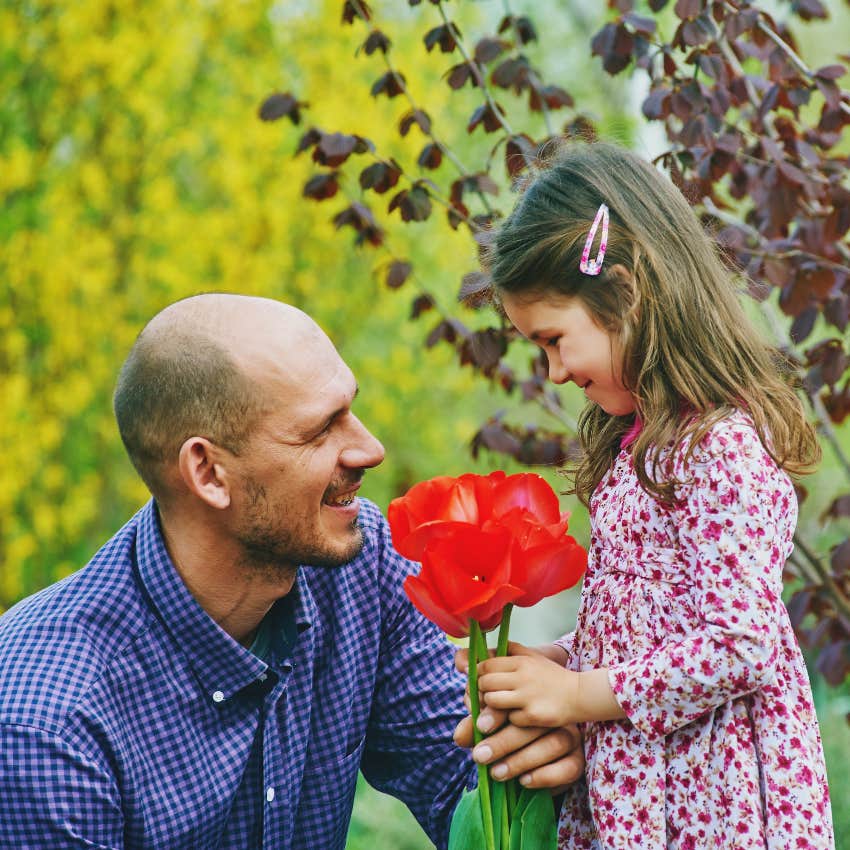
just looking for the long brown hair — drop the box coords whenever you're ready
[489,141,820,505]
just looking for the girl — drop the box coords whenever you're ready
[475,142,835,849]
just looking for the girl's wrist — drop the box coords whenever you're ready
[574,668,627,724]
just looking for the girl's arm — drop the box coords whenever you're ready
[477,642,625,728]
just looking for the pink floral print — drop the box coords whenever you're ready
[556,412,834,849]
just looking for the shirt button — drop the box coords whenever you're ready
[266,787,275,802]
[212,691,225,703]
[258,673,267,682]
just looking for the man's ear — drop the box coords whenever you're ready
[177,437,232,510]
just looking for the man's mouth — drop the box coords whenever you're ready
[323,482,362,507]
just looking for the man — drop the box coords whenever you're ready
[0,294,581,849]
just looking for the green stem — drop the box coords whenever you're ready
[468,620,496,850]
[495,604,515,831]
[496,603,513,658]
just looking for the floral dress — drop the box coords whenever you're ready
[556,412,834,849]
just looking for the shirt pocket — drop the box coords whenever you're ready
[295,737,366,850]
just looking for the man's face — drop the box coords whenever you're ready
[227,324,385,574]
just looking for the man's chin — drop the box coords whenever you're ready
[323,526,365,568]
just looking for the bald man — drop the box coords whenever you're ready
[0,295,582,850]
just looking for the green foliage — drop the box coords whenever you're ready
[0,0,498,609]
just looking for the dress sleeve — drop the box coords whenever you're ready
[608,419,793,741]
[0,723,124,848]
[358,511,476,850]
[554,631,579,671]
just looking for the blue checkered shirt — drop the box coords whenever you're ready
[0,500,474,849]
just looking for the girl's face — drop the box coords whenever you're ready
[501,292,636,417]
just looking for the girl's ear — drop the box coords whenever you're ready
[177,437,232,510]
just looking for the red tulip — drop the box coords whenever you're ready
[389,471,587,636]
[403,524,525,637]
[388,471,506,559]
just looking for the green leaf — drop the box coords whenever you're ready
[491,780,505,850]
[509,788,557,850]
[449,788,487,850]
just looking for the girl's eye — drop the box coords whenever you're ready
[546,336,560,347]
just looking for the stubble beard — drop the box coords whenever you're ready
[236,477,364,577]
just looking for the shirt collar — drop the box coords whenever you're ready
[133,500,313,704]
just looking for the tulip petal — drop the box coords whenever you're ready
[463,582,525,630]
[510,537,587,607]
[492,473,561,524]
[403,574,469,638]
[391,520,477,563]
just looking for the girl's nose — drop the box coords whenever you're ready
[547,353,570,385]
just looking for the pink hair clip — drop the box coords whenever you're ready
[579,203,609,276]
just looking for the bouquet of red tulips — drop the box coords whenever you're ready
[388,471,586,850]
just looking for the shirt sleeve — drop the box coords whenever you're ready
[608,419,792,741]
[0,722,124,848]
[358,512,476,850]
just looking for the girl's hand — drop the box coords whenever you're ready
[478,642,627,727]
[477,642,578,728]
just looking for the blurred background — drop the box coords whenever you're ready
[2,1,848,846]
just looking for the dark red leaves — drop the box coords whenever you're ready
[342,0,370,24]
[468,102,506,133]
[529,84,574,112]
[361,29,391,55]
[388,183,432,222]
[278,0,850,687]
[410,293,435,320]
[458,271,492,307]
[385,260,412,289]
[491,57,531,93]
[498,15,537,45]
[359,159,402,194]
[399,109,431,137]
[417,142,443,169]
[424,22,461,53]
[258,92,305,124]
[302,172,339,201]
[792,0,828,21]
[505,134,537,177]
[295,127,322,155]
[312,132,371,167]
[673,0,702,19]
[371,70,406,98]
[446,61,480,90]
[475,37,509,65]
[332,202,384,246]
[591,23,635,75]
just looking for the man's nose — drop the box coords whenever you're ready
[341,414,385,469]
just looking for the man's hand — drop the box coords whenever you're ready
[454,642,583,793]
[453,713,583,793]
